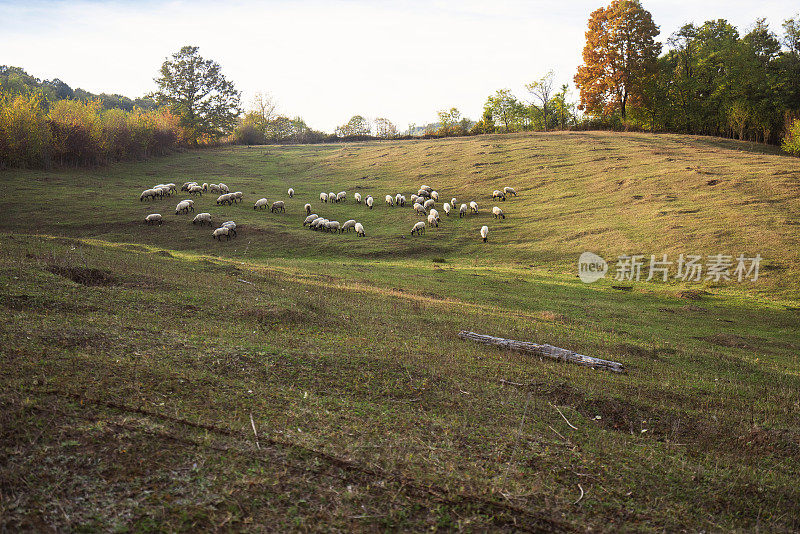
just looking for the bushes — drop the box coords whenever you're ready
[781,115,800,156]
[0,92,184,168]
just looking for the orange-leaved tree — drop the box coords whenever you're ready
[574,0,661,121]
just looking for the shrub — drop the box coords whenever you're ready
[781,116,800,156]
[0,92,51,168]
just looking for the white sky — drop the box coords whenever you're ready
[2,0,797,133]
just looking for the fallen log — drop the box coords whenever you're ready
[458,331,625,373]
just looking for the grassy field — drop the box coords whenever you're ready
[1,131,799,531]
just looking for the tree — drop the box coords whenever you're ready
[526,70,555,131]
[436,107,461,136]
[336,115,371,137]
[374,117,397,138]
[485,89,519,132]
[152,45,241,144]
[574,0,661,121]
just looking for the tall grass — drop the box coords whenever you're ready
[0,92,184,169]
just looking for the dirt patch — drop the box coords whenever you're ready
[701,333,754,349]
[706,179,720,186]
[47,265,118,287]
[152,250,174,257]
[614,343,662,360]
[611,285,633,291]
[678,289,710,300]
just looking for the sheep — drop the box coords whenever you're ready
[222,221,236,230]
[504,186,517,197]
[312,218,327,230]
[341,219,357,232]
[303,213,319,226]
[354,222,365,236]
[417,189,431,198]
[218,183,229,193]
[354,192,362,204]
[288,187,294,198]
[140,189,157,201]
[413,203,427,216]
[325,220,341,233]
[193,212,212,225]
[410,194,419,205]
[158,185,173,197]
[411,221,426,235]
[320,192,328,203]
[366,196,374,209]
[166,183,177,194]
[385,194,394,207]
[212,226,231,240]
[443,203,451,216]
[202,183,208,192]
[431,190,439,201]
[144,213,163,225]
[492,190,506,201]
[188,185,203,196]
[459,203,467,217]
[216,193,233,205]
[304,203,312,214]
[427,213,439,227]
[181,181,196,192]
[308,217,324,229]
[480,225,489,242]
[233,191,243,203]
[429,208,439,221]
[271,200,285,213]
[451,197,457,208]
[399,195,406,207]
[175,200,193,214]
[420,185,432,192]
[336,191,346,203]
[209,184,221,193]
[423,198,435,209]
[254,198,269,210]
[329,192,337,203]
[394,193,402,206]
[470,201,478,214]
[492,206,505,219]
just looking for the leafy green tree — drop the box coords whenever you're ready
[335,115,371,137]
[152,45,241,144]
[526,70,555,131]
[485,89,519,132]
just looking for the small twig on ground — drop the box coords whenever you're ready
[550,402,578,430]
[547,424,568,442]
[499,378,525,387]
[574,484,585,505]
[237,278,254,285]
[249,413,260,450]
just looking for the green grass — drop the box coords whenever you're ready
[1,131,799,531]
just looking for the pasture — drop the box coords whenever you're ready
[1,131,799,531]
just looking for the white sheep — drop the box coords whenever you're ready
[329,192,337,203]
[218,183,229,193]
[271,200,285,213]
[470,201,478,214]
[417,189,431,198]
[492,206,505,219]
[303,214,319,226]
[341,219,357,232]
[166,183,177,194]
[492,190,506,201]
[429,208,439,221]
[304,203,312,214]
[399,195,406,206]
[222,221,236,230]
[288,187,294,198]
[144,213,162,225]
[385,194,394,207]
[233,191,243,203]
[355,222,365,236]
[202,183,208,192]
[451,197,457,207]
[443,203,451,216]
[480,225,489,242]
[325,220,341,233]
[366,196,374,209]
[504,186,517,197]
[140,189,156,201]
[427,213,439,227]
[309,217,324,229]
[320,192,328,203]
[413,203,427,216]
[217,193,233,205]
[431,190,439,201]
[209,184,221,193]
[175,200,193,214]
[254,198,269,210]
[193,212,212,225]
[410,194,419,204]
[459,203,467,218]
[411,221,426,235]
[423,198,435,209]
[420,185,432,192]
[212,227,232,240]
[336,191,347,202]
[354,192,362,203]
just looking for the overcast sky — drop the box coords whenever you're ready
[2,0,797,133]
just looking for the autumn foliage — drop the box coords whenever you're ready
[574,0,661,120]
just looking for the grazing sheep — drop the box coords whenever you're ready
[459,203,468,218]
[329,192,337,203]
[303,213,319,226]
[166,183,177,194]
[411,221,426,235]
[492,190,506,201]
[193,212,212,225]
[181,181,196,192]
[504,186,517,197]
[423,198,435,209]
[202,183,208,192]
[222,221,236,230]
[325,220,341,233]
[271,200,285,213]
[399,195,406,207]
[420,185,432,192]
[470,201,478,214]
[209,184,221,193]
[175,200,193,214]
[337,191,347,203]
[492,206,505,219]
[304,203,312,214]
[233,191,243,203]
[427,213,439,227]
[443,203,451,216]
[313,218,328,230]
[309,217,324,229]
[216,193,233,205]
[212,226,232,240]
[394,193,402,206]
[341,219,356,232]
[188,185,203,196]
[431,190,439,201]
[140,189,157,201]
[354,192,362,204]
[480,225,489,242]
[429,208,439,221]
[410,194,419,204]
[413,203,427,216]
[451,197,457,208]
[320,192,328,203]
[288,187,294,198]
[144,213,162,225]
[218,183,229,193]
[254,198,269,210]
[417,189,431,198]
[385,194,394,207]
[366,196,374,209]
[355,222,365,236]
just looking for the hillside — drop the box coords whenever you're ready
[1,131,799,531]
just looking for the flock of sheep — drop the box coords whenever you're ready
[141,180,518,244]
